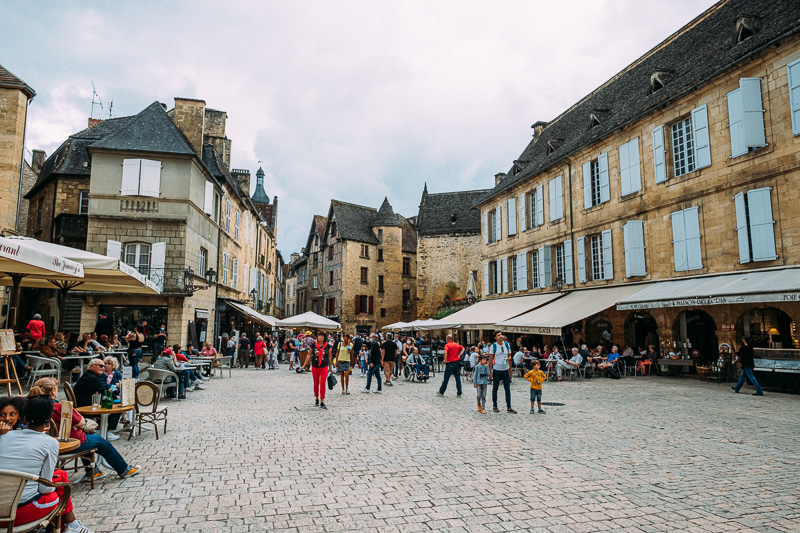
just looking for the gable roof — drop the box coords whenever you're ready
[327,201,380,245]
[417,185,491,236]
[370,197,400,227]
[399,215,417,253]
[477,0,800,207]
[90,101,196,155]
[305,215,328,251]
[0,63,35,98]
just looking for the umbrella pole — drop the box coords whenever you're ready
[57,287,70,332]
[7,274,23,331]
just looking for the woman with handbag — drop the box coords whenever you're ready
[124,325,144,379]
[311,333,332,409]
[334,334,353,395]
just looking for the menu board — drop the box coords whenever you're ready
[58,401,73,442]
[0,329,15,354]
[120,378,136,407]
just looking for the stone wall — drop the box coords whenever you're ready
[0,88,27,233]
[417,232,482,318]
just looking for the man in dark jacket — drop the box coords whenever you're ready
[94,312,114,340]
[73,358,122,437]
[361,333,383,393]
[732,337,764,396]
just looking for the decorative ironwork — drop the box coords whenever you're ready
[148,267,216,295]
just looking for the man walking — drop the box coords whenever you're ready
[732,336,764,396]
[490,331,517,413]
[361,333,383,394]
[382,333,398,387]
[437,334,464,397]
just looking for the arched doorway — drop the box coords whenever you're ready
[625,311,659,351]
[675,309,718,364]
[585,313,613,349]
[736,307,797,349]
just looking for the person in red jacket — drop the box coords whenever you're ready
[26,313,46,348]
[310,333,331,409]
[254,336,268,369]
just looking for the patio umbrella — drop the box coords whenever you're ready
[276,311,341,330]
[405,318,461,331]
[381,321,410,330]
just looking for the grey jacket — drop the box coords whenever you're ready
[473,364,491,385]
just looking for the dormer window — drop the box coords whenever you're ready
[736,15,760,44]
[450,213,458,224]
[547,139,563,155]
[589,109,610,129]
[650,69,674,94]
[589,113,601,129]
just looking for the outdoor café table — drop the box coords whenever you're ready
[190,357,213,376]
[75,404,134,440]
[58,438,80,454]
[61,354,95,374]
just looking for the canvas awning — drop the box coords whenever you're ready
[403,319,460,331]
[381,321,410,330]
[444,293,562,330]
[0,236,84,278]
[225,300,277,328]
[498,284,653,334]
[276,311,341,330]
[616,268,800,310]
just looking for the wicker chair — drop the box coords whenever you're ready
[46,422,97,490]
[0,468,71,533]
[127,381,168,440]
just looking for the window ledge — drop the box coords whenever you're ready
[727,143,772,166]
[619,190,645,203]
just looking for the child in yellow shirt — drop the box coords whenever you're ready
[524,361,547,414]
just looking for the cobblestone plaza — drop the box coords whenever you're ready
[72,369,800,532]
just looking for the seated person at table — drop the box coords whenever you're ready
[39,336,78,372]
[556,347,582,380]
[597,345,621,373]
[88,333,106,353]
[71,333,92,355]
[0,396,26,434]
[8,352,31,380]
[152,349,194,399]
[513,348,526,373]
[55,331,69,353]
[109,334,123,350]
[173,344,207,385]
[27,378,140,481]
[200,341,217,358]
[102,356,122,389]
[0,395,96,533]
[73,359,122,439]
[98,334,110,348]
[406,347,429,380]
[639,345,658,375]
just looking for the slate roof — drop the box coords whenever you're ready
[399,215,417,253]
[370,197,400,227]
[477,0,800,206]
[251,167,270,204]
[327,201,380,245]
[417,184,491,236]
[91,101,196,155]
[305,215,328,251]
[0,63,35,98]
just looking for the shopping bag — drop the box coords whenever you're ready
[327,372,337,390]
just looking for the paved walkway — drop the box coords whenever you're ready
[72,366,800,532]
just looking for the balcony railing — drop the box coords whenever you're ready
[148,268,192,295]
[53,214,87,245]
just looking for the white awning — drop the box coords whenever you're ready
[276,311,341,330]
[225,300,277,328]
[445,293,562,330]
[616,269,800,310]
[498,284,653,334]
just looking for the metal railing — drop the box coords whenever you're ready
[147,268,191,295]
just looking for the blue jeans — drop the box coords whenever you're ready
[75,434,129,476]
[492,369,511,408]
[11,353,28,374]
[734,367,763,394]
[438,362,462,395]
[365,363,382,391]
[415,363,429,377]
[530,389,542,403]
[129,349,141,378]
[176,370,193,395]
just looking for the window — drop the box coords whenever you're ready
[232,258,239,289]
[402,257,411,276]
[582,155,609,208]
[618,139,642,196]
[622,221,647,277]
[726,78,767,158]
[380,308,387,317]
[590,235,603,281]
[331,222,337,237]
[655,105,710,182]
[403,289,411,311]
[328,246,334,261]
[222,253,229,285]
[671,117,695,177]
[555,244,565,283]
[513,253,528,291]
[312,275,318,289]
[788,59,800,136]
[312,300,318,314]
[671,207,703,272]
[355,295,372,314]
[199,247,207,277]
[377,229,383,241]
[734,188,777,263]
[225,200,231,233]
[329,270,334,286]
[120,158,161,197]
[485,206,501,243]
[507,197,517,236]
[378,275,384,292]
[312,252,318,268]
[525,186,544,229]
[325,297,336,316]
[124,243,151,277]
[360,267,368,284]
[234,211,240,241]
[360,245,369,258]
[548,176,563,220]
[500,258,508,293]
[536,245,552,288]
[587,231,613,281]
[510,256,518,292]
[377,249,383,262]
[530,250,539,289]
[213,193,221,223]
[78,190,89,215]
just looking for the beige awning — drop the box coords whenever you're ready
[444,293,562,330]
[225,300,277,327]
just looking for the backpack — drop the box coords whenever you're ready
[607,366,621,379]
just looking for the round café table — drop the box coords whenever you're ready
[75,404,135,440]
[58,438,80,454]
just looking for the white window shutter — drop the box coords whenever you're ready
[501,257,508,293]
[691,105,711,169]
[494,206,502,242]
[619,142,630,197]
[727,88,747,158]
[739,78,767,150]
[483,263,489,295]
[138,159,162,197]
[601,229,613,280]
[671,211,688,271]
[507,197,517,236]
[484,211,489,244]
[539,245,551,287]
[734,192,751,264]
[517,252,527,291]
[747,188,777,261]
[535,185,544,226]
[151,242,166,291]
[623,221,646,277]
[243,263,249,292]
[684,207,703,270]
[121,159,140,196]
[203,181,214,215]
[106,240,122,260]
[520,193,527,231]
[788,59,800,136]
[582,161,592,208]
[494,261,501,294]
[653,126,667,183]
[576,237,586,283]
[563,239,573,285]
[628,138,641,193]
[250,267,258,292]
[598,154,610,203]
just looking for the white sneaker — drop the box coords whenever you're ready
[67,520,94,533]
[186,386,195,392]
[106,432,120,442]
[373,390,382,394]
[360,388,370,393]
[193,379,203,385]
[193,384,205,390]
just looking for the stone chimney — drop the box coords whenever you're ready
[291,252,299,263]
[531,121,549,142]
[172,97,206,155]
[494,172,507,186]
[31,150,46,175]
[230,169,251,196]
[87,118,102,129]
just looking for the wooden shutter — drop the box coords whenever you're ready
[601,229,613,280]
[740,78,767,150]
[493,206,501,242]
[652,126,667,183]
[582,161,592,209]
[507,197,517,236]
[747,188,777,261]
[623,221,646,277]
[501,257,508,293]
[138,159,162,197]
[516,252,527,291]
[203,181,214,215]
[484,262,490,296]
[368,296,374,314]
[788,58,800,136]
[484,211,489,244]
[598,153,610,203]
[243,263,249,292]
[671,211,687,271]
[576,236,586,283]
[520,193,527,231]
[355,295,360,314]
[549,177,562,220]
[151,242,166,291]
[106,239,122,260]
[691,105,711,169]
[535,185,544,226]
[619,141,630,196]
[538,245,551,287]
[563,239,573,285]
[733,192,751,264]
[727,88,747,157]
[121,159,141,196]
[684,207,703,270]
[249,267,258,292]
[232,258,239,289]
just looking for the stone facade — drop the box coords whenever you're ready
[416,233,482,318]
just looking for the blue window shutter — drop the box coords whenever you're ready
[601,229,613,280]
[623,222,633,276]
[684,207,703,270]
[628,138,641,193]
[535,185,544,226]
[598,153,610,203]
[501,257,508,293]
[517,252,527,291]
[495,206,502,242]
[624,220,646,277]
[495,261,502,294]
[739,78,767,150]
[576,236,586,283]
[548,179,556,220]
[556,176,563,219]
[619,141,630,196]
[484,263,489,295]
[507,197,517,236]
[691,105,711,169]
[520,193,527,231]
[564,239,573,285]
[727,88,747,158]
[671,210,688,271]
[788,59,800,136]
[652,126,667,183]
[747,188,777,261]
[734,192,751,264]
[582,161,592,208]
[484,211,489,244]
[539,245,551,287]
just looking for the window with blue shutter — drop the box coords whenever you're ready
[747,188,777,261]
[484,211,489,244]
[582,161,592,209]
[727,78,767,158]
[538,245,551,287]
[598,153,610,203]
[507,197,517,236]
[564,239,573,285]
[549,177,563,220]
[619,138,641,196]
[691,105,711,169]
[622,220,647,277]
[494,261,501,294]
[584,156,610,207]
[727,88,746,157]
[501,257,508,293]
[734,192,751,264]
[517,252,528,291]
[576,236,586,283]
[494,206,502,242]
[652,126,667,183]
[671,207,702,272]
[520,193,527,231]
[788,58,800,136]
[535,184,544,226]
[601,229,613,280]
[484,262,490,295]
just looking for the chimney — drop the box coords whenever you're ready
[291,252,299,263]
[172,97,206,155]
[230,169,251,196]
[494,172,507,186]
[272,195,278,230]
[87,118,102,129]
[531,121,549,142]
[31,150,46,175]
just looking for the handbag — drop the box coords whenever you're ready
[327,372,337,390]
[83,418,99,434]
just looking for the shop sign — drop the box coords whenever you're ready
[617,292,800,310]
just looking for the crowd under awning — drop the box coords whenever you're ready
[225,299,277,328]
[445,293,562,330]
[498,284,653,334]
[616,268,800,310]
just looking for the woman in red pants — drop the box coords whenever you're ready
[311,332,332,409]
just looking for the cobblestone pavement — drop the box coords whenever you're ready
[71,366,800,533]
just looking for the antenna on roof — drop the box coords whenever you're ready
[90,81,103,119]
[108,100,113,119]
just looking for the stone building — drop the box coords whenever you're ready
[304,215,328,316]
[415,184,489,318]
[471,0,800,363]
[23,98,279,347]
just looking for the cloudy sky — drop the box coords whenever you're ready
[3,0,716,255]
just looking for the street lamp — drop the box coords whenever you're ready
[555,276,564,293]
[205,268,217,284]
[250,288,258,305]
[185,268,217,295]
